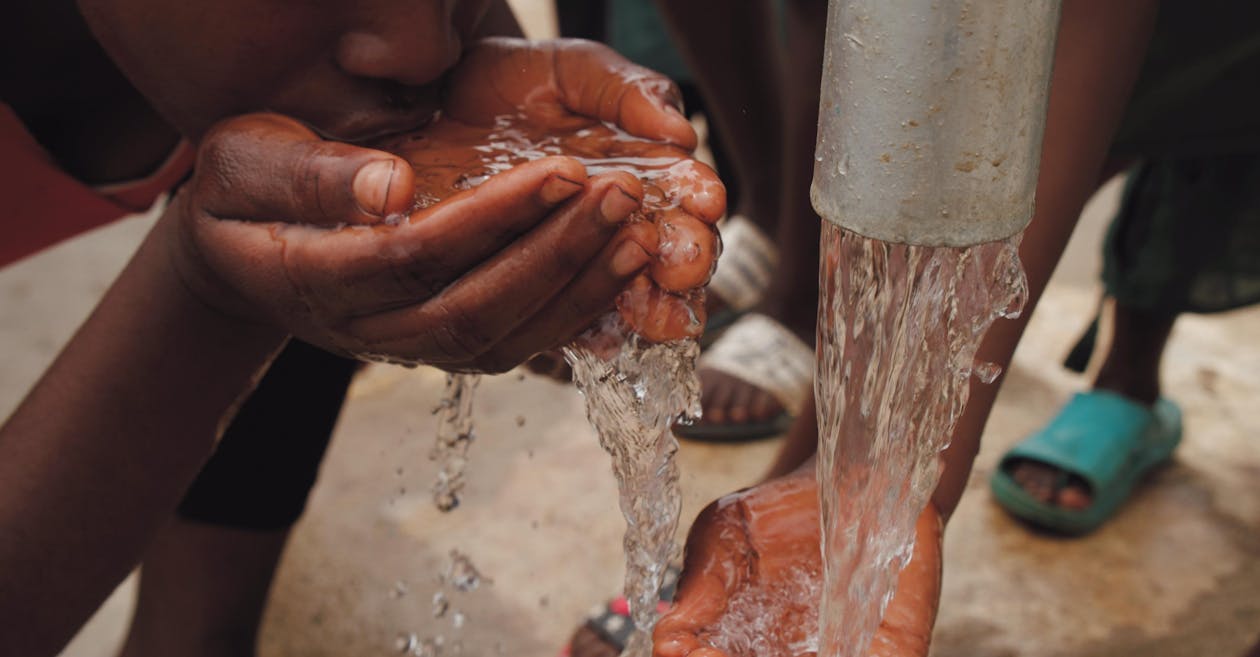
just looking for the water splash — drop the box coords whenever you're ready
[815,223,1025,657]
[564,320,701,657]
[707,565,821,657]
[431,374,480,512]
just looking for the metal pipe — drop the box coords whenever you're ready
[811,0,1062,247]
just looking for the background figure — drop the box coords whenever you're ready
[992,2,1260,533]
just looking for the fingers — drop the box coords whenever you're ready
[651,209,719,292]
[617,276,707,343]
[195,113,415,227]
[446,38,697,147]
[475,226,657,370]
[279,156,590,314]
[342,171,645,363]
[553,40,698,149]
[667,160,727,224]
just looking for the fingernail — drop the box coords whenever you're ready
[611,241,649,277]
[539,175,584,204]
[353,160,397,216]
[600,186,640,224]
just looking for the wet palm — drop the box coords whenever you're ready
[373,38,726,344]
[654,472,941,657]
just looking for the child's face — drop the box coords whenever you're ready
[79,0,495,140]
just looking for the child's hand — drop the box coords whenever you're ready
[413,37,725,343]
[653,473,941,657]
[443,37,698,150]
[170,113,651,371]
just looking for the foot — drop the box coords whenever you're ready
[1004,383,1160,512]
[653,471,941,657]
[1006,459,1093,511]
[686,313,814,440]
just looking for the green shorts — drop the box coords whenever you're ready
[1102,2,1260,314]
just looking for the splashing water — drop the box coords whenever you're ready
[432,374,480,512]
[814,222,1025,657]
[389,111,713,654]
[564,321,701,657]
[710,563,821,657]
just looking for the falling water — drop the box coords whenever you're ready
[431,373,481,512]
[815,222,1026,657]
[564,319,701,657]
[377,111,713,656]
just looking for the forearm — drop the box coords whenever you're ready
[931,0,1158,520]
[0,212,286,655]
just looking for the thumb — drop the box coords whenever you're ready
[194,112,416,227]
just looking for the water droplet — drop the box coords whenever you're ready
[432,591,449,618]
[447,550,487,592]
[973,361,1003,384]
[394,632,417,654]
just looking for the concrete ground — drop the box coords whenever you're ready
[1,3,1256,656]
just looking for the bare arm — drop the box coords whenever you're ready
[0,215,285,655]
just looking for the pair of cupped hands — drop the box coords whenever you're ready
[171,36,937,657]
[171,37,722,372]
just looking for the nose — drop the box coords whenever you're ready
[336,1,462,86]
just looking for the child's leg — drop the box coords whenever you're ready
[1007,301,1177,510]
[653,0,783,229]
[660,0,827,432]
[118,340,357,657]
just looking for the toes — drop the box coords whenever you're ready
[701,370,733,425]
[1056,477,1093,511]
[1010,460,1058,504]
[727,381,753,424]
[748,389,783,423]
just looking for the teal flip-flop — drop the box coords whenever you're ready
[990,390,1182,535]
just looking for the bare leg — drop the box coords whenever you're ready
[653,0,783,230]
[118,520,288,657]
[683,0,828,430]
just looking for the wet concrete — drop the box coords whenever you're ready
[0,4,1252,655]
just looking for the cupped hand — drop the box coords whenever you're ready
[653,472,942,657]
[443,37,697,150]
[422,38,726,343]
[171,113,654,371]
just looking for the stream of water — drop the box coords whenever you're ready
[388,111,712,656]
[815,222,1026,657]
[431,373,481,512]
[564,319,701,657]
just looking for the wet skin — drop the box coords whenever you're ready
[0,25,724,653]
[653,470,941,657]
[374,105,723,344]
[174,38,721,371]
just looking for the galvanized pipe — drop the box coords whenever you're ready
[811,0,1062,247]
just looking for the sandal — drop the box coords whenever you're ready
[675,313,813,442]
[704,214,778,339]
[990,390,1182,535]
